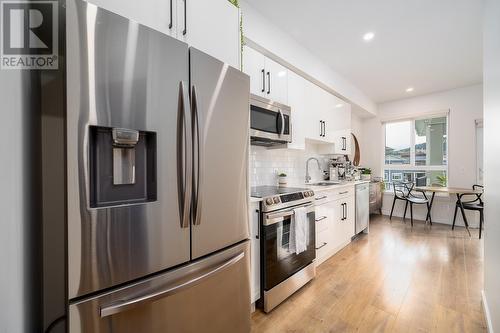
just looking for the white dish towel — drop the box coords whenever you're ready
[289,206,309,255]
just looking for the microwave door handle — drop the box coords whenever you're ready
[179,82,193,228]
[192,85,202,226]
[100,252,245,318]
[278,109,284,136]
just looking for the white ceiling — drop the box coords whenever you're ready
[245,0,483,103]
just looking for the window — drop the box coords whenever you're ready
[384,115,448,191]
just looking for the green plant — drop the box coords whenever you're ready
[361,168,372,175]
[227,0,244,70]
[436,174,447,187]
[278,172,287,177]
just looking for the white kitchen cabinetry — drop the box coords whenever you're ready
[287,71,306,149]
[180,0,240,68]
[243,46,288,104]
[249,202,260,304]
[87,0,240,68]
[314,187,356,266]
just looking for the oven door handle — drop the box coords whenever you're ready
[264,204,314,226]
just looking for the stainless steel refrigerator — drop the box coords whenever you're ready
[63,0,251,331]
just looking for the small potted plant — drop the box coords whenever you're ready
[361,168,372,181]
[278,172,287,186]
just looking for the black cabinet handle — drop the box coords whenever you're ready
[182,0,187,35]
[255,209,260,239]
[341,203,346,220]
[323,121,326,137]
[316,242,328,250]
[321,121,324,137]
[342,137,346,150]
[319,121,322,137]
[267,72,271,94]
[344,203,347,220]
[261,69,265,93]
[315,195,327,200]
[168,0,173,29]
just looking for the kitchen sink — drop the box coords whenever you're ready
[307,181,342,186]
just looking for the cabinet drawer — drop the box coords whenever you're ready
[314,205,330,233]
[315,229,331,260]
[314,186,354,205]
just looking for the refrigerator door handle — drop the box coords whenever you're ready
[192,85,202,226]
[99,252,245,318]
[179,81,193,228]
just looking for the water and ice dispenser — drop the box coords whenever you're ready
[89,126,157,208]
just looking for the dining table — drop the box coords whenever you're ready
[414,186,483,236]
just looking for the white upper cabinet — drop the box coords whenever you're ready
[243,46,288,104]
[180,0,240,68]
[287,71,306,149]
[87,0,240,69]
[243,46,266,96]
[87,0,178,36]
[265,57,288,104]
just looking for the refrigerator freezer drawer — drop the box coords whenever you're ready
[69,241,251,333]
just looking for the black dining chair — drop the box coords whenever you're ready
[390,181,432,227]
[452,184,484,238]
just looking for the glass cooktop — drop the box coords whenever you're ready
[250,185,309,198]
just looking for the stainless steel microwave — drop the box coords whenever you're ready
[250,94,292,146]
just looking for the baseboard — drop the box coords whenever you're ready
[482,290,494,333]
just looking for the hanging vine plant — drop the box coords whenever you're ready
[227,0,244,70]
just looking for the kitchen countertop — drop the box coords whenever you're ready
[249,180,370,202]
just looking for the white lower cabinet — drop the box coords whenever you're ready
[314,187,356,266]
[249,202,260,304]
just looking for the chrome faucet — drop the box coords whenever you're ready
[305,157,322,183]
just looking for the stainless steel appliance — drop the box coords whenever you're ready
[65,0,252,331]
[355,183,370,234]
[251,186,316,312]
[369,179,384,214]
[250,94,292,146]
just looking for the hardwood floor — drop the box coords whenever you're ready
[251,215,486,333]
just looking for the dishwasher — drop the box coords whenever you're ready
[355,183,370,234]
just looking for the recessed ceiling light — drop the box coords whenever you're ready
[363,32,375,41]
[335,103,344,108]
[406,87,414,92]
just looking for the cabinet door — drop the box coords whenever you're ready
[180,0,240,68]
[331,129,350,155]
[265,57,288,104]
[242,46,266,97]
[287,71,306,149]
[321,89,336,143]
[305,81,325,142]
[87,0,177,36]
[249,202,260,303]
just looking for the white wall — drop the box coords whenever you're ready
[240,0,376,116]
[250,143,329,187]
[483,0,500,330]
[360,84,483,225]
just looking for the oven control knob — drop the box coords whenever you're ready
[309,191,315,196]
[304,192,309,197]
[273,196,280,204]
[266,198,274,205]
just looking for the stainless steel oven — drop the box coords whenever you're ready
[260,203,316,312]
[250,94,292,146]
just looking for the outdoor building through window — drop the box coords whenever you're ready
[384,115,448,191]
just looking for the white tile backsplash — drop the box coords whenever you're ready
[249,143,331,187]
